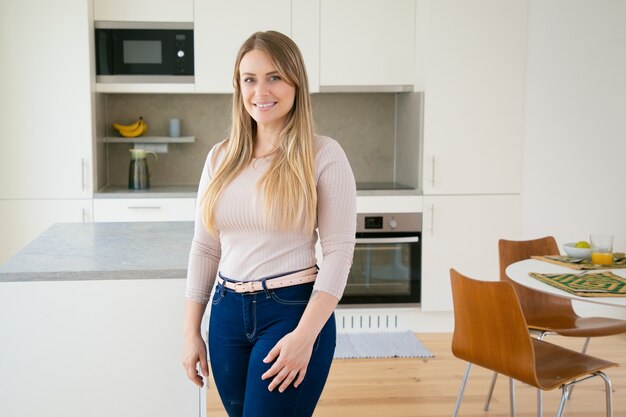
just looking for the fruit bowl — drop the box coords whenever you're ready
[563,243,592,260]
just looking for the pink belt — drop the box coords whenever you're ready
[217,266,318,293]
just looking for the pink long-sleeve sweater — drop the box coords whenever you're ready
[185,135,356,304]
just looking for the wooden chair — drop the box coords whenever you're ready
[484,236,626,416]
[450,269,617,417]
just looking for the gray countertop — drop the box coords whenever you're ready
[94,184,421,198]
[0,222,194,282]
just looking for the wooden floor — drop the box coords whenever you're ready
[207,332,626,417]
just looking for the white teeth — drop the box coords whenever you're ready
[255,103,275,108]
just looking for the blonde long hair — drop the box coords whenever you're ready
[201,31,317,235]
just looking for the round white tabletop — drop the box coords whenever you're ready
[506,259,626,308]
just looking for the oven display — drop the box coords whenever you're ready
[364,216,383,229]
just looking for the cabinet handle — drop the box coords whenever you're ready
[355,237,420,244]
[82,208,86,223]
[127,206,162,210]
[431,155,436,188]
[429,204,435,235]
[81,158,86,191]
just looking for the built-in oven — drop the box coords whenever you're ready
[341,213,422,305]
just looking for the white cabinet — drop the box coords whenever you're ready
[319,0,416,90]
[417,1,527,312]
[194,0,291,93]
[93,0,193,22]
[420,195,520,311]
[292,0,321,93]
[194,0,418,93]
[93,198,196,222]
[0,0,94,263]
[0,199,92,264]
[0,278,199,417]
[0,0,93,199]
[421,0,527,195]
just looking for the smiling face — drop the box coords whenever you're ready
[239,49,296,133]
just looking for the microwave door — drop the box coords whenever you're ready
[102,29,193,76]
[115,30,167,75]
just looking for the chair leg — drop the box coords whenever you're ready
[483,372,498,411]
[566,337,591,400]
[509,378,516,417]
[533,331,552,416]
[452,363,472,417]
[556,386,568,417]
[557,371,613,417]
[597,371,614,417]
[581,336,591,354]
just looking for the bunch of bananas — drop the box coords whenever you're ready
[112,117,148,138]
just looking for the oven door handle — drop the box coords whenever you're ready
[355,237,420,244]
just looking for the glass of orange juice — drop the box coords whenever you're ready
[590,234,614,265]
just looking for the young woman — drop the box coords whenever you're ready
[182,31,356,417]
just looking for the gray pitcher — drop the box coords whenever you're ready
[128,148,158,190]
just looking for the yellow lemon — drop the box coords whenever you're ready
[575,241,590,248]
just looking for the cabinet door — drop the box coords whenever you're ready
[292,0,321,92]
[0,279,199,417]
[421,0,527,194]
[93,198,196,222]
[420,195,520,311]
[0,199,92,264]
[0,0,93,199]
[93,0,193,22]
[320,0,416,89]
[194,0,291,93]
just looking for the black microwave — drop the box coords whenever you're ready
[95,22,194,83]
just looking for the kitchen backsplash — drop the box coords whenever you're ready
[100,93,421,189]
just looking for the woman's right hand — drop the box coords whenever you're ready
[182,332,209,387]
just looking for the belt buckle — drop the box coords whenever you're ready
[233,281,254,293]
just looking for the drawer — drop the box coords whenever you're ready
[93,198,196,222]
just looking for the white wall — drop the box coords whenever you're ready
[521,0,626,250]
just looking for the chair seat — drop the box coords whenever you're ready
[527,315,626,337]
[532,338,618,390]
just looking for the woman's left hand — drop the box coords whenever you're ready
[261,330,315,392]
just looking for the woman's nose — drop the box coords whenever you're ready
[255,80,270,95]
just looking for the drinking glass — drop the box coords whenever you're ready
[168,118,181,137]
[590,234,613,265]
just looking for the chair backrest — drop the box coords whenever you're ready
[450,268,539,387]
[498,236,575,317]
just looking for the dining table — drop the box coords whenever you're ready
[506,258,626,308]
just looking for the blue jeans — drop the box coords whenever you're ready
[208,273,336,417]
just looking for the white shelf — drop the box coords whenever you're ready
[103,136,195,144]
[103,136,195,153]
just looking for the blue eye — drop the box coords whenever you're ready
[268,75,281,82]
[242,77,255,83]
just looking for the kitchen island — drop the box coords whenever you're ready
[0,222,201,417]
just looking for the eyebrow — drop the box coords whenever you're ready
[240,71,280,77]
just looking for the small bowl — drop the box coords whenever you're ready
[563,243,592,260]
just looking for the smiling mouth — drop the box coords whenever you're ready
[254,102,277,109]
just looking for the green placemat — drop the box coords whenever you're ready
[529,272,626,297]
[533,255,626,270]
